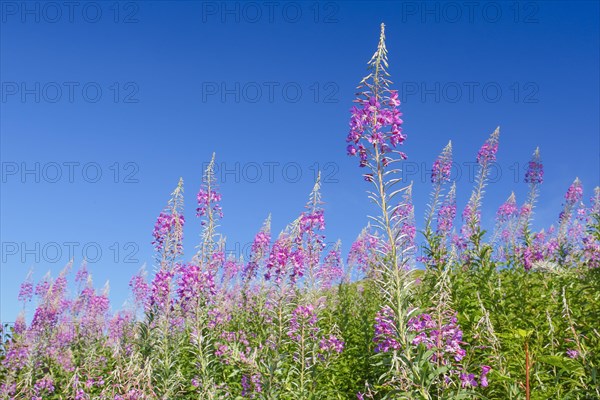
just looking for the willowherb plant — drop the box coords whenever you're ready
[1,23,599,400]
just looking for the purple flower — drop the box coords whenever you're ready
[591,187,600,216]
[35,278,51,298]
[241,373,262,398]
[298,209,326,241]
[476,128,500,166]
[565,178,583,206]
[251,374,262,394]
[460,373,478,388]
[461,196,481,238]
[316,244,344,289]
[520,203,533,220]
[18,278,33,304]
[223,258,241,282]
[129,270,149,307]
[566,349,579,359]
[196,188,223,220]
[264,236,291,283]
[290,249,305,282]
[431,141,453,184]
[437,184,457,235]
[480,365,491,387]
[525,147,543,184]
[251,230,271,255]
[408,312,466,364]
[583,235,600,269]
[374,306,400,353]
[496,193,518,223]
[13,314,26,335]
[288,304,319,342]
[34,377,55,394]
[176,263,216,313]
[347,229,379,275]
[241,375,250,397]
[319,334,345,353]
[108,312,131,343]
[149,269,174,310]
[75,263,89,284]
[346,47,405,167]
[152,212,185,253]
[2,343,29,369]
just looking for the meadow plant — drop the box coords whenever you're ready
[1,24,599,400]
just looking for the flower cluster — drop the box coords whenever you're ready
[476,128,499,166]
[565,178,583,206]
[461,198,481,239]
[264,236,304,284]
[129,270,149,307]
[347,229,379,275]
[437,184,457,235]
[152,212,185,252]
[373,306,400,353]
[299,209,326,234]
[583,235,600,269]
[288,304,319,342]
[458,365,491,388]
[196,188,223,220]
[496,193,518,223]
[177,263,216,312]
[149,269,174,310]
[251,230,271,255]
[396,200,416,245]
[316,245,344,289]
[408,313,466,364]
[346,92,405,166]
[525,148,544,184]
[244,225,272,281]
[32,377,55,399]
[17,278,33,304]
[241,374,262,398]
[432,142,453,184]
[319,334,345,353]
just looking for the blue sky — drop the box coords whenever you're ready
[1,1,599,323]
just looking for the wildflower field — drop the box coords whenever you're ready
[1,25,599,400]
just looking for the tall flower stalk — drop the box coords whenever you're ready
[461,128,500,257]
[346,23,420,393]
[195,153,223,268]
[426,141,453,231]
[423,143,454,272]
[152,178,185,271]
[520,148,544,238]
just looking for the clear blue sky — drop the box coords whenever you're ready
[1,1,599,323]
